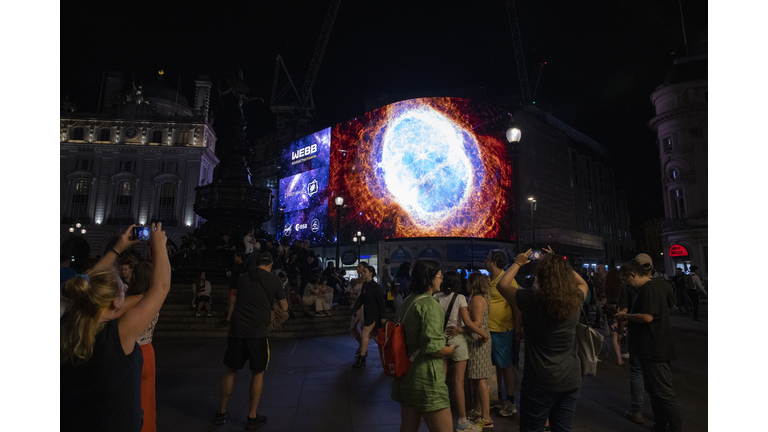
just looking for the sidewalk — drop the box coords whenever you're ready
[153,301,708,431]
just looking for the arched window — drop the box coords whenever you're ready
[158,182,176,221]
[114,181,133,220]
[71,179,90,218]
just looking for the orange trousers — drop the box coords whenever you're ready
[139,343,156,432]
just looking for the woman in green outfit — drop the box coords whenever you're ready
[392,259,457,432]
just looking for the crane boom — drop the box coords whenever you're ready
[506,0,531,105]
[301,0,341,110]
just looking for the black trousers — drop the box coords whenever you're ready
[686,289,700,319]
[639,359,682,432]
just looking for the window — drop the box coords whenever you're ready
[158,182,176,221]
[663,137,673,153]
[669,168,680,180]
[589,220,594,231]
[119,161,135,172]
[76,159,93,171]
[200,166,208,186]
[671,188,686,218]
[178,131,189,144]
[71,179,90,218]
[161,162,178,173]
[152,130,163,143]
[114,181,133,220]
[71,127,84,141]
[99,128,111,142]
[588,199,593,211]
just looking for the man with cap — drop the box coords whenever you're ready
[616,254,681,432]
[214,252,287,429]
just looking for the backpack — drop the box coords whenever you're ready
[684,274,696,291]
[376,294,430,378]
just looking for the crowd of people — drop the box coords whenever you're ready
[60,223,704,432]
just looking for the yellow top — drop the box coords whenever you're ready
[488,270,517,332]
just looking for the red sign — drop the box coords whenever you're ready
[669,245,689,257]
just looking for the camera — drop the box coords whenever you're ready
[132,226,151,242]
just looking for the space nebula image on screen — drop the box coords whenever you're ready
[281,127,331,177]
[278,167,330,213]
[329,97,514,239]
[281,205,329,244]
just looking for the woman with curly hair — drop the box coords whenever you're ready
[497,247,589,432]
[61,224,171,432]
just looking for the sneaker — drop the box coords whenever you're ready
[245,414,267,429]
[466,409,482,421]
[456,420,482,432]
[213,410,226,425]
[474,417,494,429]
[498,400,517,417]
[207,312,212,317]
[623,409,644,424]
[196,311,201,317]
[489,400,503,410]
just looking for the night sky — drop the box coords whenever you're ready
[60,0,707,232]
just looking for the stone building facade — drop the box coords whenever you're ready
[60,72,220,264]
[649,54,708,280]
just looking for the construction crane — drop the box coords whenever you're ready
[270,0,341,130]
[506,0,531,106]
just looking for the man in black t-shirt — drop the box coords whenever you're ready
[214,253,287,429]
[219,252,248,327]
[616,259,682,432]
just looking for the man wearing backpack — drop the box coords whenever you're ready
[670,268,689,314]
[685,265,706,321]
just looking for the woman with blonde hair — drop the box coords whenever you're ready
[451,272,493,430]
[61,224,170,432]
[497,247,589,432]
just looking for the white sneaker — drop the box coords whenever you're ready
[207,312,212,317]
[456,420,482,432]
[195,311,201,317]
[499,400,517,417]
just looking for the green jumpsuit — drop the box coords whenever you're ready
[390,294,450,412]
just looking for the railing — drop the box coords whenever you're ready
[106,216,136,226]
[662,217,707,231]
[61,216,91,225]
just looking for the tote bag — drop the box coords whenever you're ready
[376,294,429,378]
[575,308,604,376]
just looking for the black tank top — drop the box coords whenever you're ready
[61,316,143,432]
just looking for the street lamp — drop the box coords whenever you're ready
[334,195,344,268]
[352,231,364,264]
[528,197,537,249]
[507,116,523,252]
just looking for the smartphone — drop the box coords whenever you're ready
[529,250,542,260]
[132,226,151,242]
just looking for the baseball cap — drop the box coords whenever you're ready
[634,253,653,266]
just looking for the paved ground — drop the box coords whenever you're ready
[153,301,708,432]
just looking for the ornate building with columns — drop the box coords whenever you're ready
[649,53,708,280]
[60,72,219,264]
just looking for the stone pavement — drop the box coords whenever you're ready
[153,301,708,432]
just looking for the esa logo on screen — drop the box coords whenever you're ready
[311,219,320,233]
[295,223,308,231]
[307,179,319,197]
[291,143,318,161]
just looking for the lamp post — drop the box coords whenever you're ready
[352,231,364,264]
[528,197,537,249]
[277,206,285,242]
[506,118,522,252]
[334,195,344,267]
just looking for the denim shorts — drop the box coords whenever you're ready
[491,330,514,368]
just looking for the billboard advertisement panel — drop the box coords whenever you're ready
[281,205,329,245]
[278,166,329,213]
[330,97,514,240]
[281,127,331,177]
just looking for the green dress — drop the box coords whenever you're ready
[390,293,450,412]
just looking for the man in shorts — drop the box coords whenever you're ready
[215,253,287,429]
[485,250,519,417]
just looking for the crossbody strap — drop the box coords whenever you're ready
[397,294,430,324]
[443,293,459,330]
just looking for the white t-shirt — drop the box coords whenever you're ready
[433,292,468,328]
[244,235,255,254]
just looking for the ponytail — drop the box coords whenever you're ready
[61,267,121,366]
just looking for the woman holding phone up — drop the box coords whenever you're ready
[391,259,457,432]
[61,224,171,432]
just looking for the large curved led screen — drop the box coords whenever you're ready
[330,98,514,239]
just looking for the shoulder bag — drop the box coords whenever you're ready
[575,307,604,377]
